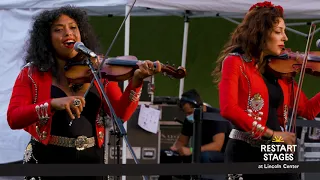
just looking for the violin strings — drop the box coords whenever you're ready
[287,24,316,133]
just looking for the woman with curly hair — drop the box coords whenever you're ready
[212,1,320,180]
[7,6,161,180]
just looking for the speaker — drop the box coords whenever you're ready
[159,104,185,122]
[105,105,160,180]
[160,123,182,150]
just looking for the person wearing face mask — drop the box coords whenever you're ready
[159,89,231,180]
[6,6,161,180]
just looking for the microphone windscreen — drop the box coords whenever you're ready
[74,42,84,51]
[316,39,320,48]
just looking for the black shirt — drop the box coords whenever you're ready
[180,107,231,153]
[263,68,284,132]
[50,85,101,138]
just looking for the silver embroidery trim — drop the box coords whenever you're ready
[129,88,142,102]
[239,64,265,136]
[27,74,38,104]
[35,103,49,126]
[23,143,41,180]
[23,66,42,180]
[239,65,251,111]
[228,52,252,62]
[27,67,49,139]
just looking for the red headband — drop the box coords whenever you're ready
[249,1,283,15]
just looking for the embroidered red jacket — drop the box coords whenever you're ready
[7,64,142,147]
[219,53,320,138]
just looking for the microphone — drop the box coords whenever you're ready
[74,42,97,58]
[316,39,320,48]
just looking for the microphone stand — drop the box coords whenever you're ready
[84,58,147,180]
[192,108,231,180]
[109,129,121,165]
[191,107,202,180]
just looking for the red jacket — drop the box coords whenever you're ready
[7,64,142,147]
[219,53,320,138]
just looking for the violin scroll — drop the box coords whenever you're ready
[160,63,186,79]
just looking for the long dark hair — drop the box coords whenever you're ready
[212,6,283,83]
[25,6,98,77]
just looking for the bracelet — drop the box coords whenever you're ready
[190,147,193,153]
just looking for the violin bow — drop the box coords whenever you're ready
[287,23,317,133]
[83,0,137,98]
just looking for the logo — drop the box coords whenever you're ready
[261,135,297,162]
[272,136,284,143]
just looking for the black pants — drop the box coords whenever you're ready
[225,139,300,180]
[158,149,224,180]
[23,139,104,180]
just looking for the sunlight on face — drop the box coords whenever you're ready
[264,18,288,56]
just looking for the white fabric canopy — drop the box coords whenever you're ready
[128,0,320,19]
[1,0,320,164]
[0,0,125,8]
[0,9,40,164]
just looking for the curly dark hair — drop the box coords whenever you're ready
[25,5,98,76]
[212,6,283,83]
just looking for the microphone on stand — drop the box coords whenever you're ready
[74,42,97,58]
[316,39,320,48]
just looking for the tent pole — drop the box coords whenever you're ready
[179,12,190,98]
[311,20,320,24]
[286,27,308,38]
[220,16,240,25]
[121,4,131,180]
[286,22,310,26]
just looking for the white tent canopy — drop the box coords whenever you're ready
[1,0,320,164]
[127,0,320,19]
[2,0,320,18]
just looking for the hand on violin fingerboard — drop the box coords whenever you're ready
[134,60,162,79]
[131,60,161,88]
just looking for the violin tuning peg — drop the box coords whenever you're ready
[166,61,169,65]
[162,72,167,76]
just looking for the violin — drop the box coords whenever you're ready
[63,53,187,85]
[267,48,320,79]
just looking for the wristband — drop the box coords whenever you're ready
[190,147,193,152]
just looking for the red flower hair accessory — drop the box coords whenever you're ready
[249,1,283,15]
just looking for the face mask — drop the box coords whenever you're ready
[186,114,194,122]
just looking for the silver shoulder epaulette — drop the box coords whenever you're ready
[22,62,32,68]
[227,52,252,62]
